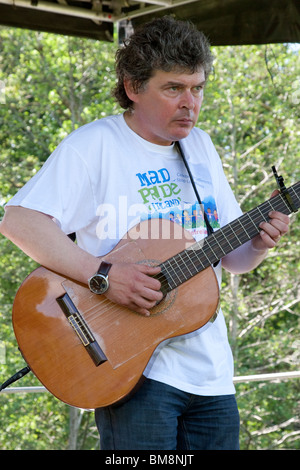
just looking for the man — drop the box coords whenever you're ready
[0,17,290,449]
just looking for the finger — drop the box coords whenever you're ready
[259,222,281,240]
[141,286,164,302]
[134,306,152,317]
[261,223,282,241]
[258,229,278,249]
[260,211,290,236]
[137,263,161,274]
[136,264,162,290]
[128,296,161,317]
[130,281,163,310]
[259,221,289,249]
[270,189,280,198]
[268,211,290,233]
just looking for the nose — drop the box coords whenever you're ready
[180,90,196,110]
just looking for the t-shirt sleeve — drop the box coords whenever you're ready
[5,142,96,235]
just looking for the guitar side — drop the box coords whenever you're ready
[12,219,220,409]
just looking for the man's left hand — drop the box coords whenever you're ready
[252,190,290,251]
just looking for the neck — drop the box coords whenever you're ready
[123,111,173,146]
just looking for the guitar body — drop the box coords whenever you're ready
[12,219,220,409]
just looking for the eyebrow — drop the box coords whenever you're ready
[163,80,206,88]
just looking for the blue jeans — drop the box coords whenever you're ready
[95,378,240,450]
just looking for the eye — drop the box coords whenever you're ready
[164,86,181,97]
[193,86,204,94]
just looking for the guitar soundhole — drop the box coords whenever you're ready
[150,289,177,317]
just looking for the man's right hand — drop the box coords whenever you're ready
[105,263,163,316]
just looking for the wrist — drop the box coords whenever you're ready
[88,261,112,294]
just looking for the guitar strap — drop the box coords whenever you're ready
[176,141,219,267]
[175,141,214,236]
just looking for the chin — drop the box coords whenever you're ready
[173,129,193,141]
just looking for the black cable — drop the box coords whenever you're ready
[0,366,31,392]
[175,141,215,236]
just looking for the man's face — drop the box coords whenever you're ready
[124,68,206,146]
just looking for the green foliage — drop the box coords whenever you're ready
[0,27,119,450]
[237,380,300,450]
[201,43,300,449]
[0,27,299,450]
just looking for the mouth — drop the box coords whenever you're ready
[175,114,194,122]
[175,117,194,126]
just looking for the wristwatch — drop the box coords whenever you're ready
[88,261,112,295]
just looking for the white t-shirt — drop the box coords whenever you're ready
[7,114,242,396]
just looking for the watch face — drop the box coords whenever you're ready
[89,274,109,294]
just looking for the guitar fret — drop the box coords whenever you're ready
[224,224,241,248]
[202,239,219,265]
[183,249,206,277]
[162,259,180,290]
[191,247,210,271]
[214,227,235,253]
[237,218,251,240]
[291,185,300,206]
[247,212,259,234]
[213,235,227,256]
[220,229,234,251]
[162,251,199,290]
[175,253,192,279]
[201,239,211,266]
[182,251,200,277]
[186,249,201,272]
[278,194,293,213]
[170,262,183,286]
[257,206,268,223]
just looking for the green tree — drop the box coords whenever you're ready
[200,44,299,449]
[0,27,119,450]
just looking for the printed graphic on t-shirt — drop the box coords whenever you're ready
[135,164,220,242]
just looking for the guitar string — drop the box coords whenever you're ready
[83,184,299,322]
[152,185,299,289]
[85,296,129,322]
[156,197,274,287]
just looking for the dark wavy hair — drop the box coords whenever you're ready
[113,16,214,110]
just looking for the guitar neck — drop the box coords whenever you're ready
[160,182,300,293]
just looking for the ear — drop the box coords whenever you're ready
[123,78,139,104]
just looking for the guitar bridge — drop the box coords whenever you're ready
[57,293,107,367]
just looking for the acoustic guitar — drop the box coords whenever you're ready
[12,174,299,409]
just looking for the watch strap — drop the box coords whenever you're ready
[97,261,112,277]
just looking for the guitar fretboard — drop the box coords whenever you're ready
[158,182,300,293]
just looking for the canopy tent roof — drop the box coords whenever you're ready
[0,0,299,45]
